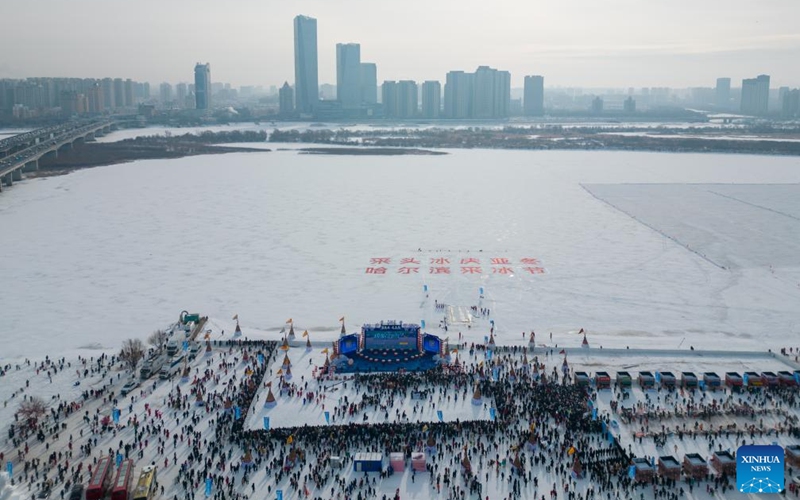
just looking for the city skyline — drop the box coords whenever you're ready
[1,0,799,89]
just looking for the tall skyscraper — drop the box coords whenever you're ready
[194,63,211,110]
[421,81,441,119]
[279,82,294,116]
[715,77,731,110]
[523,75,544,116]
[741,74,769,115]
[360,63,377,105]
[336,43,361,108]
[294,15,319,116]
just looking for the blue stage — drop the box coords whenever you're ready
[332,320,444,373]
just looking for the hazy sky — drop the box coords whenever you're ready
[2,0,799,88]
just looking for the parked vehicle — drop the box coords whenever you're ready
[121,380,139,396]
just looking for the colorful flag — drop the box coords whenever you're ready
[559,349,566,355]
[286,318,293,323]
[437,410,443,422]
[263,417,270,430]
[568,446,575,455]
[286,435,293,445]
[232,314,239,321]
[302,330,308,338]
[321,348,329,354]
[339,316,345,322]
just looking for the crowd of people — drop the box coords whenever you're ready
[4,334,800,500]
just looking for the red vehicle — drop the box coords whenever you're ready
[111,459,135,500]
[86,456,113,500]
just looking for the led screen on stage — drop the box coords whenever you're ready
[366,329,416,350]
[339,334,359,354]
[422,334,441,354]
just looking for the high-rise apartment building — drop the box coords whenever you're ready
[160,82,173,104]
[523,75,544,116]
[360,63,377,105]
[381,81,398,118]
[101,78,114,109]
[715,77,731,110]
[443,67,509,119]
[591,96,604,113]
[421,81,441,119]
[194,63,211,110]
[87,83,104,114]
[443,71,473,119]
[336,43,361,108]
[175,83,187,108]
[279,82,294,116]
[471,66,510,119]
[113,78,124,108]
[782,89,800,117]
[396,80,418,118]
[740,74,770,115]
[294,15,319,116]
[124,79,135,107]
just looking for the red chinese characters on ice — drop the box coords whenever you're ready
[429,267,451,274]
[400,258,421,265]
[461,258,480,264]
[520,258,541,265]
[430,257,450,265]
[492,267,514,274]
[397,267,420,274]
[461,266,482,274]
[490,257,510,265]
[365,267,388,274]
[370,257,391,264]
[522,266,546,274]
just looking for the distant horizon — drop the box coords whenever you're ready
[1,0,799,89]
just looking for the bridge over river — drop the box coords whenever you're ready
[0,120,118,192]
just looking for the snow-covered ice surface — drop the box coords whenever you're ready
[2,143,800,500]
[1,149,800,361]
[247,346,492,430]
[0,473,24,500]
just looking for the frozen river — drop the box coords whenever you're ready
[1,146,799,360]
